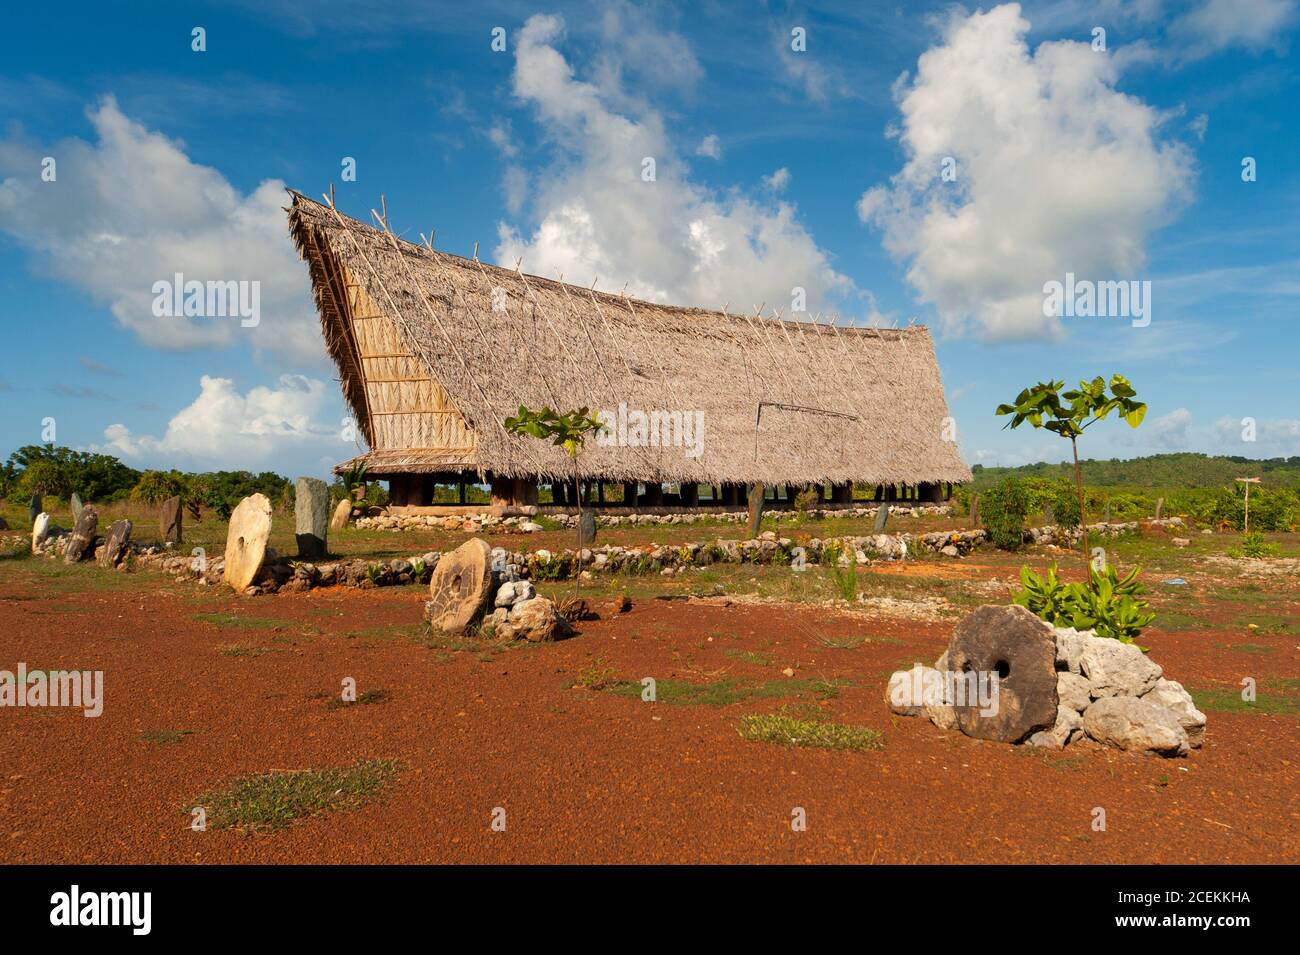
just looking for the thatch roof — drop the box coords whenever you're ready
[287,190,970,486]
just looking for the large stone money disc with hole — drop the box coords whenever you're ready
[223,493,273,591]
[945,604,1058,743]
[426,537,493,634]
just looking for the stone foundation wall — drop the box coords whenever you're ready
[7,517,1186,597]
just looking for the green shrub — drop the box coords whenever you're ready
[793,487,820,519]
[981,477,1029,550]
[1013,563,1155,644]
[1052,485,1081,529]
[1228,531,1279,559]
[822,541,858,600]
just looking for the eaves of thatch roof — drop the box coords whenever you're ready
[287,190,970,486]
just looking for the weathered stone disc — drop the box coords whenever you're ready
[64,505,99,564]
[946,604,1058,743]
[426,537,493,634]
[223,494,273,592]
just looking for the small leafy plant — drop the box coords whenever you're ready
[1228,531,1279,559]
[997,375,1146,554]
[822,541,858,601]
[980,477,1029,550]
[1013,562,1156,644]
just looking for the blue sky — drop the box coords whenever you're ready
[0,0,1296,482]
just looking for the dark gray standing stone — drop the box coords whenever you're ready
[944,604,1059,743]
[1044,505,1055,524]
[160,495,183,545]
[99,519,132,567]
[28,495,42,527]
[294,477,330,560]
[746,484,766,539]
[577,510,597,546]
[64,505,99,564]
[873,503,891,532]
[71,493,84,521]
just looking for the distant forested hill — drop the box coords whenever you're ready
[970,453,1300,489]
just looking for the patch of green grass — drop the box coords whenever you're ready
[723,648,774,666]
[1235,614,1295,634]
[194,612,287,630]
[817,635,866,650]
[188,758,399,832]
[1190,686,1300,716]
[217,644,275,657]
[604,676,845,706]
[140,729,193,745]
[738,712,882,751]
[326,689,390,709]
[572,661,618,690]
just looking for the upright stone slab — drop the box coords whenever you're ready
[294,477,330,560]
[99,519,132,567]
[71,493,84,521]
[944,604,1059,743]
[969,494,980,528]
[160,495,183,545]
[1154,497,1164,520]
[330,497,353,530]
[31,512,51,551]
[873,503,891,532]
[746,484,766,539]
[577,510,597,546]
[28,495,42,527]
[64,505,99,564]
[426,537,493,634]
[223,493,273,592]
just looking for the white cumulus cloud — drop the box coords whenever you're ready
[494,14,860,318]
[97,374,343,469]
[0,97,323,366]
[858,3,1195,340]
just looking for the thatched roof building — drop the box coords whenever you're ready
[287,190,969,507]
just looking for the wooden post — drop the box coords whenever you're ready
[623,481,638,507]
[643,483,663,506]
[1235,477,1261,534]
[681,482,699,507]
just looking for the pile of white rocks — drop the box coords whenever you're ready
[424,538,571,642]
[1023,517,1186,546]
[356,503,952,533]
[547,503,951,529]
[886,604,1205,757]
[356,511,541,533]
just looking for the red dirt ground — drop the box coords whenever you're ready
[1,571,1296,864]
